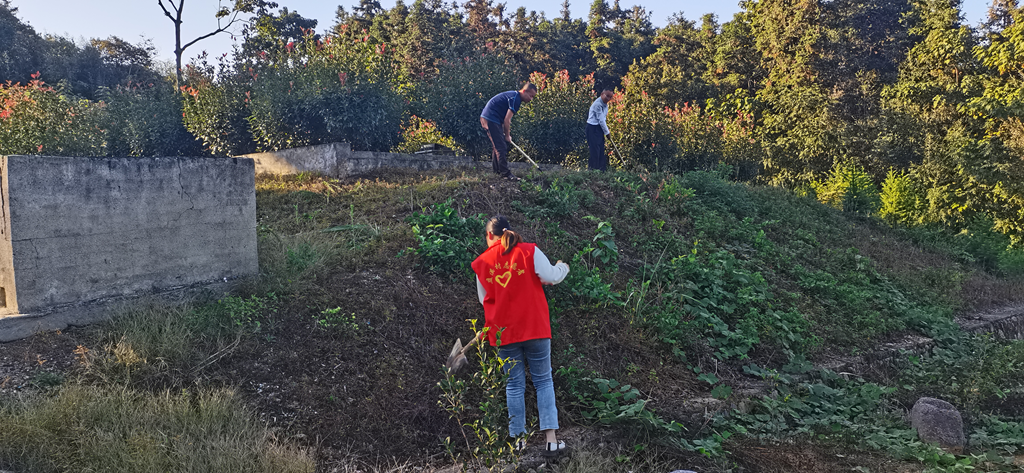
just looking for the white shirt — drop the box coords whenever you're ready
[476,246,570,304]
[587,97,610,135]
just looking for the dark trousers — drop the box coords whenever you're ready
[587,124,607,171]
[485,120,512,177]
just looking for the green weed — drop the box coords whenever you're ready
[407,200,485,277]
[316,307,360,334]
[512,178,595,219]
[437,321,518,468]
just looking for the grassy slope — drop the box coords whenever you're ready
[245,167,1023,466]
[3,166,1023,472]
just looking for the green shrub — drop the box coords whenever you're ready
[0,77,105,156]
[392,115,462,154]
[703,90,764,180]
[244,31,405,152]
[812,161,880,215]
[407,200,485,277]
[513,70,594,163]
[421,53,519,158]
[100,81,202,157]
[880,168,926,226]
[606,76,679,171]
[181,54,256,156]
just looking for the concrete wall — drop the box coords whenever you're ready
[0,156,257,341]
[242,142,474,178]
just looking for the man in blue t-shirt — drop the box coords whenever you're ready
[480,83,538,180]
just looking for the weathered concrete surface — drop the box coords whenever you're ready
[242,142,475,178]
[245,142,350,176]
[0,155,257,341]
[0,280,235,342]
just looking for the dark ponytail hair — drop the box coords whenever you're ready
[486,215,524,255]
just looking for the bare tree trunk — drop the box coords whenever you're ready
[159,0,252,88]
[174,3,183,87]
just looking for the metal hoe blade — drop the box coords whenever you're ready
[444,331,483,374]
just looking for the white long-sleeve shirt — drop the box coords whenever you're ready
[586,97,610,135]
[476,246,569,304]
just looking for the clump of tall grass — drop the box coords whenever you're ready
[0,384,314,473]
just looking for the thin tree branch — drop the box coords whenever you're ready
[180,10,243,52]
[156,0,180,22]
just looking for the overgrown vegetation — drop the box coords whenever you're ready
[4,0,1024,249]
[2,166,1024,471]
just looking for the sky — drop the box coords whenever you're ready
[9,0,998,66]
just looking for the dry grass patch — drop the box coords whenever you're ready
[0,384,314,473]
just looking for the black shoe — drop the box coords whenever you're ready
[504,174,521,182]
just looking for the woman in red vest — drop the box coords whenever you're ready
[471,215,570,456]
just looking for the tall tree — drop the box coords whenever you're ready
[625,13,716,108]
[748,0,844,184]
[538,6,594,79]
[238,7,318,68]
[708,8,763,92]
[158,0,277,86]
[90,36,160,85]
[587,0,655,87]
[0,1,43,83]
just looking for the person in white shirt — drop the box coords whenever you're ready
[586,88,614,171]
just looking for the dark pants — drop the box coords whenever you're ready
[485,120,512,177]
[586,124,607,171]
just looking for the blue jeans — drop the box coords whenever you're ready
[498,338,558,436]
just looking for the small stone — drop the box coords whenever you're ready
[911,397,965,454]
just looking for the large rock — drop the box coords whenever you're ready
[910,397,965,453]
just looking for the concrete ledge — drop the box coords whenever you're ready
[242,142,475,178]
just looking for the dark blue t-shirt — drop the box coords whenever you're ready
[480,91,522,125]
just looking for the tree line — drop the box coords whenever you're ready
[1,0,1023,247]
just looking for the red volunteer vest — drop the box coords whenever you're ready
[471,242,551,346]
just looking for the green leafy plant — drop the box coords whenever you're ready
[315,307,360,334]
[392,115,462,154]
[513,178,595,220]
[209,293,278,332]
[561,219,623,308]
[437,321,518,468]
[812,161,880,215]
[0,76,106,156]
[643,242,810,360]
[406,200,485,277]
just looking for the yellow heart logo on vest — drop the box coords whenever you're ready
[495,271,512,287]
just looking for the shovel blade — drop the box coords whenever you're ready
[449,355,469,373]
[445,338,464,372]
